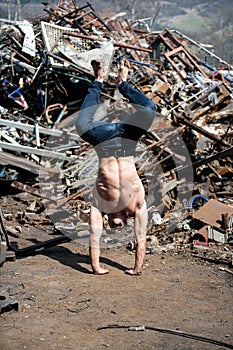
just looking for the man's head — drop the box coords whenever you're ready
[108,211,127,229]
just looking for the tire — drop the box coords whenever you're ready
[189,195,208,210]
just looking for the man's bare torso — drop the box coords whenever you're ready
[93,156,145,214]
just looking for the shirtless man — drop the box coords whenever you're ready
[76,59,156,275]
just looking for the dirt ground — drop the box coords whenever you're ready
[1,226,233,350]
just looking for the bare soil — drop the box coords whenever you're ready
[1,231,233,350]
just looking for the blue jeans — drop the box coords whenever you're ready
[75,81,157,157]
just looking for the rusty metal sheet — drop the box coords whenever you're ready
[192,198,233,229]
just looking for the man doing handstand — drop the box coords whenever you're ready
[76,59,157,275]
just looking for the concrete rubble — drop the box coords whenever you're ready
[0,1,232,266]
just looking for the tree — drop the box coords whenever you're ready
[6,0,21,20]
[15,0,21,20]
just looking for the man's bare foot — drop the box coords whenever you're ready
[93,266,109,275]
[91,59,105,82]
[118,59,130,84]
[125,269,142,276]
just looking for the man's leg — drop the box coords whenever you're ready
[118,60,156,108]
[75,60,105,138]
[125,200,148,275]
[118,59,156,131]
[89,205,109,275]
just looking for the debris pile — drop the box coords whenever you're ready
[0,1,232,260]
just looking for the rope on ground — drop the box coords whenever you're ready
[97,324,233,349]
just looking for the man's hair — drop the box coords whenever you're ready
[108,211,127,228]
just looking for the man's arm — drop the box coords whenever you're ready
[89,205,109,275]
[125,200,147,275]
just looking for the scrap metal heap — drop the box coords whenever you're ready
[0,1,233,260]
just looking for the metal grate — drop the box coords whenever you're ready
[41,21,115,76]
[41,21,92,67]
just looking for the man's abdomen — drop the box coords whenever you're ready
[94,174,144,214]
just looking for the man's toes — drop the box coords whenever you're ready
[124,59,130,68]
[126,61,130,68]
[91,59,101,67]
[120,59,126,66]
[121,58,129,65]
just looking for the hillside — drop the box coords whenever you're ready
[152,0,233,64]
[105,0,233,64]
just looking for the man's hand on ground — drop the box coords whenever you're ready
[93,267,109,275]
[125,269,142,276]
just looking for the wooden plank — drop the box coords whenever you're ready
[0,151,60,176]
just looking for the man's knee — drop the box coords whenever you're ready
[145,99,157,112]
[142,102,157,127]
[75,109,93,136]
[75,115,84,136]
